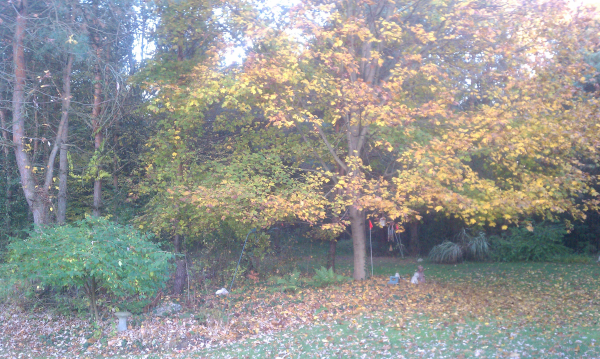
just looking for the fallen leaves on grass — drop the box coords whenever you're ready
[1,264,599,357]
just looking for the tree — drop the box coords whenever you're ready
[6,0,77,225]
[0,0,138,226]
[176,0,600,280]
[79,0,140,218]
[134,0,253,294]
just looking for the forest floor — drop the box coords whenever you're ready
[1,260,600,358]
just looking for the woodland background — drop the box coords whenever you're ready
[0,0,600,311]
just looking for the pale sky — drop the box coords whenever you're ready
[138,0,599,66]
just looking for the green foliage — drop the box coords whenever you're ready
[268,269,302,293]
[0,269,26,305]
[308,267,350,287]
[267,266,350,292]
[489,224,571,262]
[4,216,172,319]
[120,299,152,315]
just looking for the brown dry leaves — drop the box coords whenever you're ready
[1,269,598,357]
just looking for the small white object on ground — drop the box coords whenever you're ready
[395,272,400,278]
[411,273,419,284]
[417,258,423,262]
[216,288,229,296]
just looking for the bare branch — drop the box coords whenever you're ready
[316,123,349,173]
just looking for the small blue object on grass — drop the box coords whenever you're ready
[388,276,399,285]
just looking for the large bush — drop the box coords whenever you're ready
[489,223,571,262]
[4,216,172,321]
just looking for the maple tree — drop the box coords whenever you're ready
[133,0,259,293]
[168,0,600,280]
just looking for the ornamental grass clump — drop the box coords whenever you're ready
[429,229,490,264]
[4,216,172,322]
[428,241,463,264]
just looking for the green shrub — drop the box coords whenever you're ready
[308,267,350,287]
[268,269,302,292]
[121,298,152,315]
[0,270,30,305]
[3,216,173,321]
[489,223,571,262]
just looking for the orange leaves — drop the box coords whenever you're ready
[410,24,436,44]
[141,0,600,270]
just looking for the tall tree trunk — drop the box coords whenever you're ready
[0,86,11,235]
[350,206,367,280]
[12,0,72,226]
[57,54,74,224]
[112,131,119,220]
[91,50,103,217]
[409,221,419,256]
[172,163,187,295]
[346,115,368,280]
[327,239,337,272]
[172,51,187,295]
[272,227,281,254]
[57,142,68,223]
[11,1,48,225]
[173,233,186,295]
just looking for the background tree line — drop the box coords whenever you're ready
[1,0,600,291]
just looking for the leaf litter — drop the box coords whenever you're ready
[1,263,599,358]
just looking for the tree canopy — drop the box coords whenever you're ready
[144,0,600,279]
[1,0,599,282]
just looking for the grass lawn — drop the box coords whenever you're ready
[198,317,598,358]
[1,258,599,358]
[192,260,600,358]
